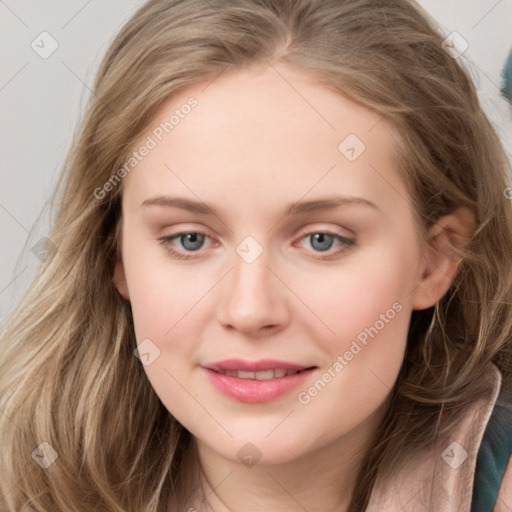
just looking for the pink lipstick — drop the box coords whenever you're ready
[202,359,316,403]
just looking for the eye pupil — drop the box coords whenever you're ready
[310,233,334,252]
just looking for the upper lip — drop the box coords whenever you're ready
[203,359,315,372]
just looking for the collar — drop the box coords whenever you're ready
[366,363,502,512]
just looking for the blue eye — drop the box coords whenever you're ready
[298,232,354,258]
[308,233,335,252]
[159,232,212,259]
[158,230,354,260]
[174,232,206,252]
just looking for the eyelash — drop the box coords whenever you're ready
[158,230,355,260]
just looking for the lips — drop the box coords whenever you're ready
[202,359,317,402]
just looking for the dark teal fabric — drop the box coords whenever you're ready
[471,398,512,512]
[502,47,512,103]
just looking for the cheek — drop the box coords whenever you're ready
[298,244,415,354]
[123,237,208,341]
[288,243,415,429]
[291,261,411,444]
[124,252,209,411]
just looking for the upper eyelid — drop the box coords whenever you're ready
[161,227,354,241]
[160,221,355,238]
[295,225,354,239]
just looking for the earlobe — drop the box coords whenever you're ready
[113,259,130,300]
[411,207,475,311]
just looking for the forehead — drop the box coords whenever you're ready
[121,63,408,218]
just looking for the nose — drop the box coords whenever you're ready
[215,244,290,337]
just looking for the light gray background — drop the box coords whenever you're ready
[1,0,512,328]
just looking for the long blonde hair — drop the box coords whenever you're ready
[1,0,511,510]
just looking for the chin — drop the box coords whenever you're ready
[203,434,311,467]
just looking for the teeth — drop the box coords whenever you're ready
[216,369,301,380]
[238,370,255,379]
[254,370,274,380]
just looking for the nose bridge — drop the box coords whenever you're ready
[217,236,288,333]
[232,242,271,300]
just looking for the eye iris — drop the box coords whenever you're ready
[181,233,204,251]
[310,233,334,252]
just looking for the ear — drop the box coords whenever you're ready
[411,206,475,310]
[113,259,130,300]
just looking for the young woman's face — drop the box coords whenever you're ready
[114,63,429,465]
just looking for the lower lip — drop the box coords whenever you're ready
[203,368,316,403]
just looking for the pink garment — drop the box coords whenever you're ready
[366,364,512,511]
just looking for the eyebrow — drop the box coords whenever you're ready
[140,195,379,216]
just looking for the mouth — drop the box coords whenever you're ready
[202,359,318,402]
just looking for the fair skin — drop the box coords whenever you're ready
[113,62,473,511]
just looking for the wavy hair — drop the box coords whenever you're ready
[1,0,512,510]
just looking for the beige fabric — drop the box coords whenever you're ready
[366,364,508,512]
